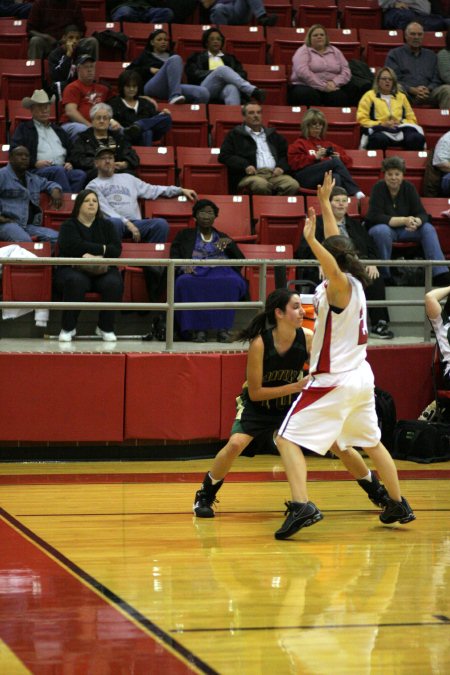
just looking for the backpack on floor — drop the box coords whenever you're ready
[392,419,450,463]
[375,387,397,451]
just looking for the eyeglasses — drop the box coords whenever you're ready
[309,122,324,127]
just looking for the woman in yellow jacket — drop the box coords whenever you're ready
[357,67,425,150]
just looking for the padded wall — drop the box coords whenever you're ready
[125,353,222,440]
[0,354,125,442]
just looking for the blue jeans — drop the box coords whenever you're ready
[201,65,255,105]
[61,122,87,141]
[34,166,87,193]
[294,158,361,196]
[369,222,445,279]
[143,55,209,103]
[441,173,450,197]
[210,0,267,23]
[383,8,448,31]
[108,217,169,243]
[110,6,174,22]
[133,114,172,147]
[0,221,58,244]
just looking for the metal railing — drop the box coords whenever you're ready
[0,255,441,349]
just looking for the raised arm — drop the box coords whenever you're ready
[318,171,339,239]
[425,286,450,321]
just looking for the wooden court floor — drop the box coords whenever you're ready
[0,455,449,674]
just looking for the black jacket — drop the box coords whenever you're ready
[365,180,429,230]
[58,215,122,258]
[71,128,140,182]
[296,214,380,284]
[218,124,291,193]
[109,95,158,128]
[12,120,74,168]
[170,226,245,275]
[185,50,247,85]
[127,50,172,86]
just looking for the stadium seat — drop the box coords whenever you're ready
[164,104,208,148]
[295,0,338,28]
[267,26,361,66]
[435,223,450,258]
[176,147,229,194]
[0,18,28,58]
[219,25,267,65]
[122,22,169,61]
[422,31,446,53]
[384,149,429,194]
[252,194,306,248]
[79,0,106,21]
[263,0,294,27]
[95,61,128,96]
[339,0,382,30]
[359,29,403,68]
[120,242,169,304]
[0,59,42,101]
[85,22,122,60]
[238,243,296,300]
[134,146,175,185]
[42,193,77,231]
[7,99,56,138]
[144,196,194,242]
[316,106,360,148]
[421,198,450,228]
[415,109,450,149]
[0,241,52,304]
[262,104,307,145]
[0,143,9,167]
[209,104,243,147]
[242,64,287,105]
[345,149,383,195]
[171,24,207,61]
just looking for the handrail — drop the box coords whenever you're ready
[0,256,440,349]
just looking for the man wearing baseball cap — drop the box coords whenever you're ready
[12,89,86,193]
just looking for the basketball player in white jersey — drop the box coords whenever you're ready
[274,172,415,540]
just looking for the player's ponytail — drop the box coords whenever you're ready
[238,288,297,341]
[323,235,370,288]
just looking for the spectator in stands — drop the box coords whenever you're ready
[12,90,87,193]
[55,189,123,343]
[60,55,111,140]
[288,24,356,107]
[356,67,426,151]
[108,70,172,147]
[385,22,450,109]
[437,29,450,85]
[218,102,299,195]
[365,155,450,286]
[0,0,32,18]
[107,0,174,23]
[27,0,98,60]
[127,29,209,104]
[170,199,248,343]
[198,0,277,25]
[297,186,394,339]
[185,27,266,105]
[288,109,365,199]
[48,24,83,96]
[379,0,449,31]
[71,103,140,182]
[0,146,62,244]
[87,147,197,339]
[432,130,450,196]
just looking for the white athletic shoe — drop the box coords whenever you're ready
[59,329,76,342]
[95,326,117,342]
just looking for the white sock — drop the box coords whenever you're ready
[360,471,372,482]
[209,472,221,485]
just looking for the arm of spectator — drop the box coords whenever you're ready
[64,103,91,127]
[218,134,253,171]
[437,50,450,85]
[402,95,418,123]
[287,138,317,172]
[357,93,380,127]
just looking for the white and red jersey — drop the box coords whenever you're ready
[309,274,368,375]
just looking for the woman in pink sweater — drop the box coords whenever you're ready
[289,24,356,106]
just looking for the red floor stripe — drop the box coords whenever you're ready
[0,512,216,675]
[0,470,449,485]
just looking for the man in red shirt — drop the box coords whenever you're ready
[60,55,111,140]
[27,0,98,59]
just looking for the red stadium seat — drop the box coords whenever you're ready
[252,194,306,248]
[134,146,175,184]
[79,0,106,21]
[122,22,169,61]
[238,243,296,300]
[242,64,287,105]
[95,61,128,96]
[359,29,403,68]
[0,100,6,144]
[384,150,430,194]
[0,143,9,167]
[144,196,194,242]
[264,0,294,27]
[0,59,42,101]
[0,18,28,58]
[263,104,306,145]
[421,198,450,228]
[435,223,450,258]
[345,149,383,195]
[316,106,360,148]
[171,23,207,61]
[415,109,450,149]
[339,0,382,30]
[164,104,208,148]
[219,25,267,65]
[85,22,122,60]
[0,241,52,303]
[42,193,77,231]
[176,147,229,194]
[422,31,446,53]
[295,0,338,28]
[209,104,243,147]
[120,242,169,304]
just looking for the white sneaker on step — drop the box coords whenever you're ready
[95,327,117,342]
[59,329,76,342]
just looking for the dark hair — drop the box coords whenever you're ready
[71,189,100,220]
[322,235,370,288]
[330,186,348,199]
[192,199,219,218]
[381,155,405,174]
[118,69,143,98]
[202,27,225,49]
[238,288,298,342]
[146,28,171,51]
[62,24,82,36]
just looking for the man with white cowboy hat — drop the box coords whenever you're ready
[12,89,87,193]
